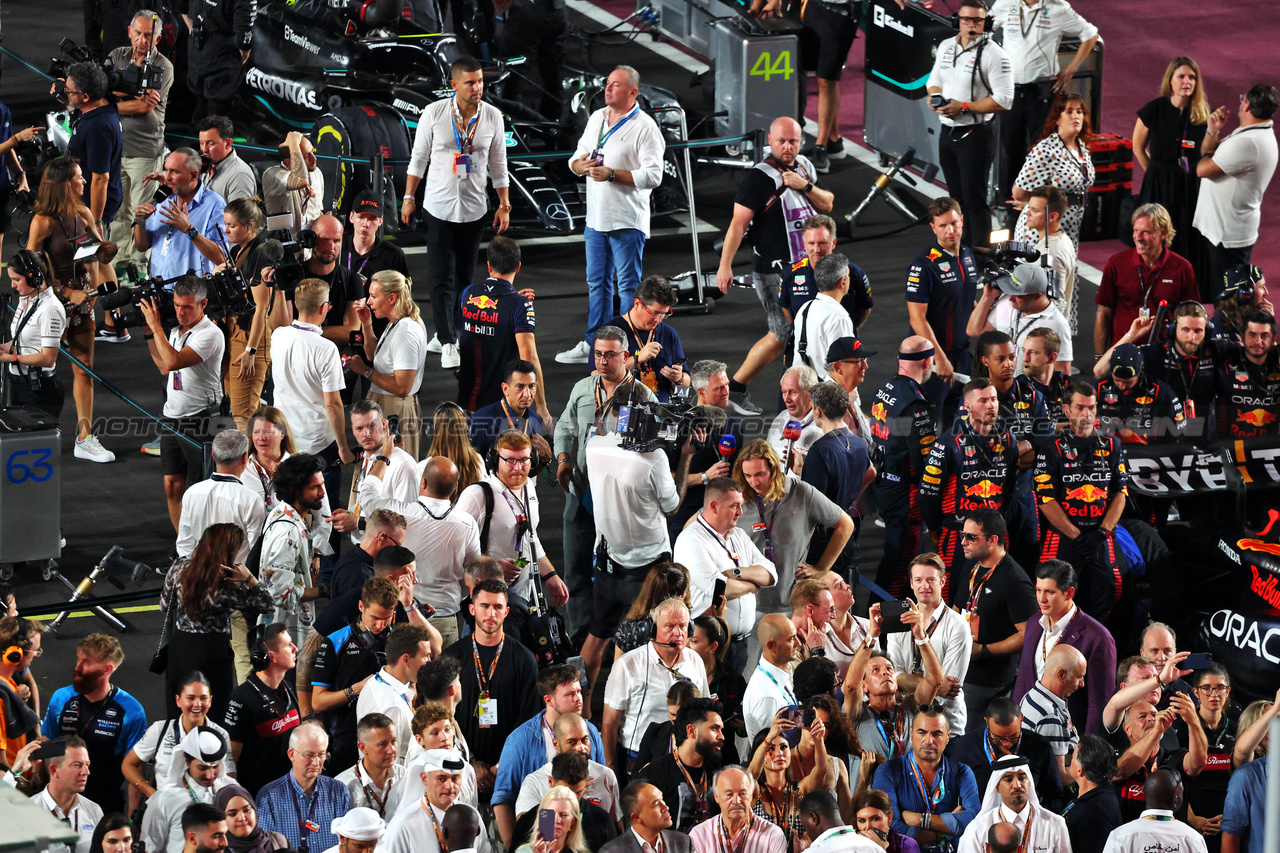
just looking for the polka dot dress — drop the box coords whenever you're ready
[1013,132,1096,249]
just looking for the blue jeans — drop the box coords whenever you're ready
[584,227,647,343]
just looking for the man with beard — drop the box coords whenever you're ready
[142,727,234,853]
[470,360,552,459]
[383,749,490,853]
[717,117,834,417]
[176,804,230,853]
[1217,310,1280,439]
[262,133,324,234]
[871,707,980,853]
[1096,343,1189,450]
[259,454,329,639]
[689,766,787,853]
[945,697,1066,812]
[443,580,540,796]
[1114,696,1207,822]
[956,756,1070,853]
[907,198,980,385]
[920,379,1018,583]
[42,634,146,813]
[515,713,623,832]
[638,698,726,833]
[284,214,361,345]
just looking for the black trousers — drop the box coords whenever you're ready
[424,211,487,344]
[999,83,1054,214]
[939,123,996,248]
[873,480,922,599]
[1203,240,1253,302]
[11,372,65,419]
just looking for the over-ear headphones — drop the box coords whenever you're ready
[2,617,32,665]
[485,431,542,474]
[425,400,470,447]
[249,641,270,671]
[10,250,45,288]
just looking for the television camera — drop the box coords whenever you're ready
[616,386,726,453]
[981,229,1059,300]
[49,36,164,100]
[98,267,254,330]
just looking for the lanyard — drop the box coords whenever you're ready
[500,399,530,434]
[471,635,504,694]
[1135,254,1164,310]
[753,496,781,559]
[291,321,322,334]
[758,780,794,835]
[357,762,389,817]
[501,485,532,554]
[289,778,320,841]
[250,457,275,510]
[874,707,907,758]
[419,498,454,521]
[184,778,205,804]
[1004,805,1035,853]
[345,249,371,277]
[75,687,114,737]
[673,751,710,820]
[374,672,411,707]
[717,816,754,853]
[909,754,947,814]
[982,727,1020,764]
[1141,814,1174,821]
[451,97,480,154]
[756,663,796,705]
[424,800,448,848]
[597,106,641,149]
[1040,608,1075,664]
[373,318,400,362]
[249,673,290,718]
[697,516,740,566]
[966,562,999,613]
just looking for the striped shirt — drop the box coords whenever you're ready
[1019,681,1078,757]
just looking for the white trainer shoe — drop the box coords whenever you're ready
[75,435,116,463]
[555,341,592,364]
[441,343,461,369]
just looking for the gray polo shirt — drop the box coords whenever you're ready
[205,150,259,204]
[107,47,174,159]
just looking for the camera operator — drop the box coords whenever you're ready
[284,214,362,347]
[59,62,123,231]
[967,262,1073,374]
[133,148,228,279]
[262,132,323,234]
[1,250,67,418]
[107,12,174,267]
[196,115,258,205]
[185,0,255,123]
[1021,186,1077,329]
[926,0,1013,249]
[140,275,226,533]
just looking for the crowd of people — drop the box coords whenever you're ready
[0,2,1278,853]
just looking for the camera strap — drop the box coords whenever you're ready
[10,292,43,369]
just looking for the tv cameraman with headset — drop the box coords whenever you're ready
[1,250,67,418]
[140,274,226,534]
[925,0,1013,249]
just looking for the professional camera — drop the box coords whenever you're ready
[979,229,1058,300]
[616,386,724,453]
[263,228,318,294]
[49,38,163,100]
[98,268,253,330]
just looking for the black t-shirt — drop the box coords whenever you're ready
[1116,747,1189,822]
[511,797,617,851]
[313,588,409,637]
[340,236,409,336]
[949,553,1036,687]
[294,263,362,333]
[223,674,301,796]
[310,623,388,762]
[456,277,536,412]
[1136,97,1208,166]
[946,727,1067,812]
[443,634,541,765]
[1063,786,1122,853]
[638,752,720,832]
[1182,714,1236,840]
[734,166,793,273]
[669,417,743,534]
[67,104,123,221]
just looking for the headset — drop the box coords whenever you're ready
[484,430,542,474]
[9,250,46,289]
[249,641,271,672]
[2,617,33,666]
[424,399,470,447]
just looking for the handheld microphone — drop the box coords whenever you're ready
[259,239,286,267]
[717,434,737,459]
[782,420,802,442]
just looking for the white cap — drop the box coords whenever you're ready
[332,807,386,841]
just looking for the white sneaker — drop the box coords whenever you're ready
[75,435,116,463]
[441,343,460,369]
[425,334,443,354]
[555,340,591,364]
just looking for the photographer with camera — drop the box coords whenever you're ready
[185,0,255,123]
[107,12,173,267]
[140,274,226,532]
[0,106,40,259]
[281,214,363,348]
[2,250,67,418]
[58,62,122,232]
[967,262,1073,374]
[262,132,323,234]
[133,148,228,279]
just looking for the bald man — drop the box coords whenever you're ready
[1019,644,1086,787]
[1104,768,1207,853]
[869,335,939,597]
[743,615,802,741]
[1113,695,1206,823]
[986,822,1022,853]
[263,131,324,233]
[715,116,836,418]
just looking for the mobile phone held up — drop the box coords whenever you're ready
[879,599,914,633]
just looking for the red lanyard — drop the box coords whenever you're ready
[471,635,504,695]
[717,816,754,853]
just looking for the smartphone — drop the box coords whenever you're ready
[778,704,808,747]
[538,809,557,842]
[1182,652,1213,671]
[387,413,402,445]
[930,93,947,109]
[879,599,913,634]
[713,577,727,609]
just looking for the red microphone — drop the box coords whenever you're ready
[717,434,737,459]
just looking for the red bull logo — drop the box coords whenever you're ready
[1064,484,1108,502]
[964,480,1001,499]
[1238,409,1278,428]
[872,402,888,421]
[467,294,499,310]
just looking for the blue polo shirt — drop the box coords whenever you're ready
[491,709,607,807]
[470,398,546,456]
[43,684,147,812]
[606,312,688,401]
[1221,757,1268,853]
[143,183,228,279]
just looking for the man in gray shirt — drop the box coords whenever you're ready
[107,10,174,266]
[197,115,259,204]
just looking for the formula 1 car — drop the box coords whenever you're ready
[235,0,694,234]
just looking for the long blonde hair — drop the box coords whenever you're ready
[427,402,482,499]
[732,438,787,502]
[1159,56,1211,126]
[371,270,421,322]
[524,787,589,853]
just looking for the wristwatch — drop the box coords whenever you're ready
[913,636,930,646]
[363,366,374,379]
[803,180,814,193]
[862,636,878,651]
[185,226,198,239]
[244,346,257,355]
[608,169,618,183]
[701,472,709,486]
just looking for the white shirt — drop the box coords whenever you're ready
[791,292,854,381]
[1193,121,1278,247]
[163,315,224,418]
[131,717,237,790]
[9,288,65,376]
[767,409,823,471]
[603,643,709,752]
[261,163,324,232]
[335,759,405,820]
[927,35,1015,126]
[1034,604,1077,681]
[806,826,884,853]
[239,453,335,552]
[34,789,102,853]
[175,474,266,561]
[349,445,420,545]
[407,98,509,223]
[270,321,346,453]
[514,758,622,820]
[989,0,1098,85]
[570,105,666,234]
[372,316,429,396]
[743,658,796,742]
[586,433,680,568]
[1038,231,1078,324]
[1102,810,1208,853]
[958,802,1071,853]
[456,475,546,601]
[674,513,777,637]
[825,617,873,681]
[885,604,972,735]
[385,800,493,853]
[989,296,1074,369]
[357,668,417,760]
[357,480,481,616]
[142,773,232,853]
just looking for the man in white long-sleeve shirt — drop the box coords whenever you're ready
[175,429,264,562]
[556,65,666,365]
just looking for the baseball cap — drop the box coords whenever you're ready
[997,263,1049,296]
[1111,343,1143,379]
[827,336,877,363]
[351,190,383,217]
